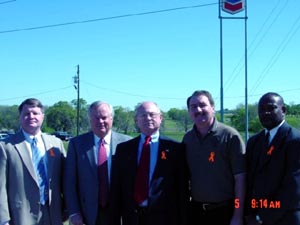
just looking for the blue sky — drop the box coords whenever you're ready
[1,0,299,111]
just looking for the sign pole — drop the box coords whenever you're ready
[244,0,248,141]
[219,0,248,140]
[219,0,224,122]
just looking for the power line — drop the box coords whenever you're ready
[250,10,300,94]
[1,83,300,106]
[224,0,286,92]
[0,2,218,34]
[83,79,300,103]
[0,0,16,5]
[0,86,74,103]
[82,80,185,100]
[249,0,292,94]
[221,88,300,101]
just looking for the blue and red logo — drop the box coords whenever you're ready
[222,0,244,14]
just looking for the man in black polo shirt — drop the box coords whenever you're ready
[183,90,246,225]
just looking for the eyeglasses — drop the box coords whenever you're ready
[138,112,161,119]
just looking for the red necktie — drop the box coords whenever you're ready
[134,136,151,204]
[98,138,109,207]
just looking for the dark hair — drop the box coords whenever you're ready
[187,90,215,108]
[259,92,284,105]
[18,98,44,114]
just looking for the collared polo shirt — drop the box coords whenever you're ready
[183,119,246,202]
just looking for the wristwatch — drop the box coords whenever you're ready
[255,215,263,224]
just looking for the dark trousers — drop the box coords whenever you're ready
[189,200,234,225]
[272,210,300,225]
[137,207,149,225]
[96,206,109,225]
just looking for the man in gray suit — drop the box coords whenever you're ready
[64,101,132,225]
[0,98,66,225]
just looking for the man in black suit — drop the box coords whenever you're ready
[109,101,189,225]
[246,92,300,225]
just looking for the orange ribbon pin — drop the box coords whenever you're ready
[267,145,275,155]
[161,151,167,160]
[49,148,55,157]
[208,151,215,163]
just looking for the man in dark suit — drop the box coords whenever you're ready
[0,98,66,225]
[63,101,132,225]
[246,92,300,225]
[109,101,189,225]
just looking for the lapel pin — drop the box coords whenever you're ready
[208,151,215,163]
[267,145,275,155]
[49,148,55,157]
[161,150,167,160]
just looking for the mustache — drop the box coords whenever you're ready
[194,112,205,117]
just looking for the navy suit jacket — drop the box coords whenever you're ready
[63,131,132,225]
[109,135,189,225]
[246,122,300,225]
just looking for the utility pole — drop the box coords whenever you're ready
[219,0,248,140]
[73,65,80,136]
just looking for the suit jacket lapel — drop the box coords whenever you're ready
[85,132,98,178]
[257,131,271,169]
[249,131,264,182]
[130,136,140,168]
[150,138,170,184]
[42,134,57,181]
[258,123,289,170]
[270,122,289,148]
[126,136,140,180]
[14,132,37,184]
[110,131,118,156]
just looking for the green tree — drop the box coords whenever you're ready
[230,104,245,131]
[45,101,76,134]
[230,103,263,134]
[286,104,300,115]
[71,98,89,134]
[0,105,19,132]
[167,108,192,132]
[286,115,300,128]
[113,106,135,134]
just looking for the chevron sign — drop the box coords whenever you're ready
[222,0,244,14]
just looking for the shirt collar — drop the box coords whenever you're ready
[22,129,42,143]
[94,130,112,146]
[265,120,285,137]
[141,131,159,143]
[193,118,217,136]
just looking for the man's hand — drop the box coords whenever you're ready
[69,213,84,225]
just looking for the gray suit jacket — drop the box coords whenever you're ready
[63,131,132,225]
[0,130,66,225]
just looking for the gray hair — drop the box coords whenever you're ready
[134,101,161,118]
[88,101,114,118]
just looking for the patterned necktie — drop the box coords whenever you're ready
[98,138,109,207]
[134,136,151,204]
[31,137,48,204]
